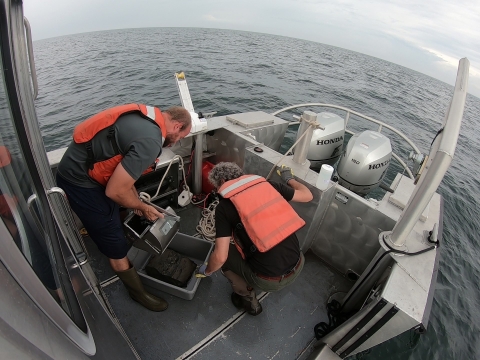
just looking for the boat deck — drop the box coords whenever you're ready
[84,205,352,360]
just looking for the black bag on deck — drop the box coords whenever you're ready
[145,249,196,288]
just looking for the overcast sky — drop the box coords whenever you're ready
[24,0,480,98]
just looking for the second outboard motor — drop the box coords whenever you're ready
[302,112,345,168]
[337,130,392,195]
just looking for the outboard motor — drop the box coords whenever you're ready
[302,112,345,168]
[337,130,392,195]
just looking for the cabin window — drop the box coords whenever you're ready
[0,56,79,320]
[0,109,72,304]
[0,3,94,348]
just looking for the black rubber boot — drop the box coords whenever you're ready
[116,267,168,312]
[231,290,262,316]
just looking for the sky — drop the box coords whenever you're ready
[23,0,480,98]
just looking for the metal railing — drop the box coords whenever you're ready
[272,103,423,179]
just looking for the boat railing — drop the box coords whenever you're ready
[272,103,422,179]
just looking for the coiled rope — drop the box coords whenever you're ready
[194,198,219,242]
[138,155,190,203]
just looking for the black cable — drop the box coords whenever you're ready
[431,127,444,146]
[352,238,436,305]
[342,237,437,308]
[427,230,440,246]
[314,236,438,339]
[339,249,394,310]
[382,237,437,255]
[314,299,350,339]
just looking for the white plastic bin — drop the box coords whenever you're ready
[127,232,213,300]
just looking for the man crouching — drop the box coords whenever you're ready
[196,162,313,315]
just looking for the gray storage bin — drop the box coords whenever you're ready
[127,232,213,300]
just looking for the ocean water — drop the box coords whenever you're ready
[32,28,480,359]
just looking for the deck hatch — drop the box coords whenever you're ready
[226,111,275,128]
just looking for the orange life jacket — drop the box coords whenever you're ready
[73,104,166,186]
[0,146,15,218]
[219,175,305,259]
[0,146,11,168]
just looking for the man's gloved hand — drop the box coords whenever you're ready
[277,165,294,183]
[195,263,210,278]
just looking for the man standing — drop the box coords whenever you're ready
[197,162,313,315]
[57,104,191,312]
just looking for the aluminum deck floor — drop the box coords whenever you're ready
[83,205,352,360]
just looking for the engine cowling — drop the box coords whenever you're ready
[337,130,392,195]
[303,112,345,168]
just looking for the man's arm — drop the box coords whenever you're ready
[204,236,230,275]
[131,186,145,217]
[277,165,313,203]
[287,178,313,203]
[105,163,163,221]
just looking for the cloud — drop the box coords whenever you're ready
[204,14,221,22]
[280,0,480,95]
[424,47,480,77]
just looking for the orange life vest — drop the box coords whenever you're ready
[0,145,11,168]
[0,146,15,218]
[73,104,166,186]
[219,175,305,259]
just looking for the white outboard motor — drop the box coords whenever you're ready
[337,130,392,195]
[302,112,345,168]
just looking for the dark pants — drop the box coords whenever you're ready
[56,174,130,259]
[222,244,304,293]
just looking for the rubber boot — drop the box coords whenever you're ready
[231,288,262,316]
[115,267,168,312]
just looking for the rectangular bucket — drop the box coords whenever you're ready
[127,232,213,300]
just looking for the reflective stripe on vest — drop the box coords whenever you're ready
[219,175,263,197]
[72,104,166,186]
[146,105,156,122]
[219,175,305,257]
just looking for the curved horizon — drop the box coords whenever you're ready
[31,25,479,99]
